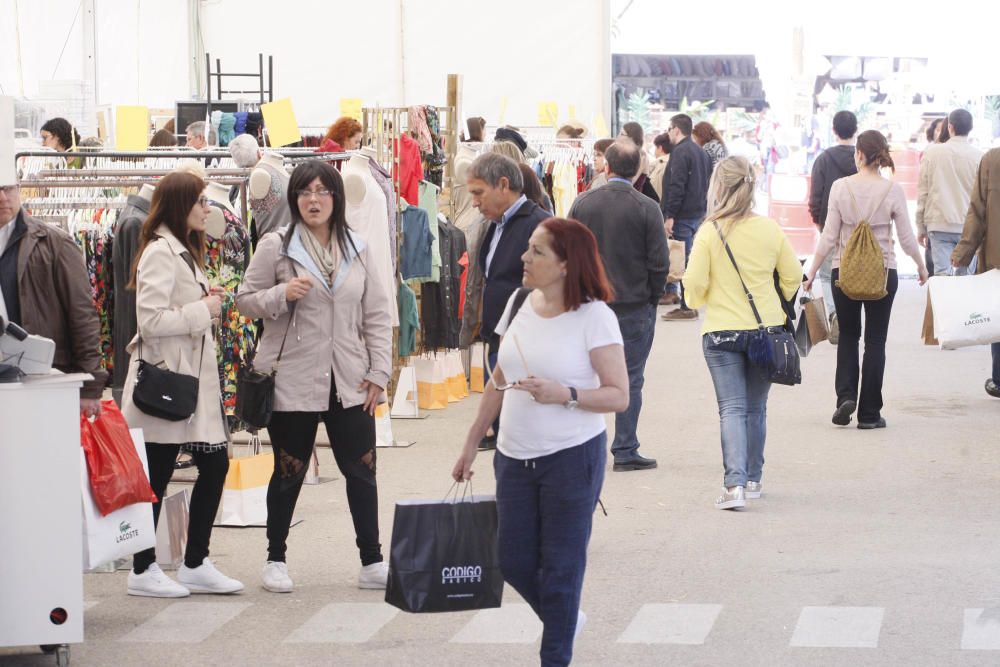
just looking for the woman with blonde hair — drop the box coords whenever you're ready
[683,156,801,510]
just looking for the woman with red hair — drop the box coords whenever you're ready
[317,117,363,153]
[452,218,629,666]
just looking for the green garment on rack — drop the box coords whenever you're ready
[398,282,420,358]
[411,180,440,283]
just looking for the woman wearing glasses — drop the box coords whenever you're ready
[237,161,393,594]
[122,172,240,597]
[452,218,629,667]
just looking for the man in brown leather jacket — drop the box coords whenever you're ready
[953,147,1000,398]
[0,182,107,414]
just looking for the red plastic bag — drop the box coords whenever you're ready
[80,400,158,515]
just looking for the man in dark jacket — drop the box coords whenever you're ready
[661,113,712,321]
[0,182,107,414]
[470,153,549,450]
[808,110,857,343]
[570,140,668,471]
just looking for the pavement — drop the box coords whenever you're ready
[4,278,1000,667]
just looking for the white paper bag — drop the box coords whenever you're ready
[217,435,272,527]
[81,429,156,570]
[155,489,190,570]
[469,342,486,393]
[929,270,1000,349]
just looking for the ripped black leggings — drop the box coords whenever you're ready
[265,382,382,565]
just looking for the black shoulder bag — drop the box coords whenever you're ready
[714,223,801,386]
[132,250,208,421]
[235,302,295,429]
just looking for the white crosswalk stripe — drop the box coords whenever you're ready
[617,603,723,645]
[285,602,399,644]
[790,606,884,648]
[450,603,543,643]
[118,601,252,643]
[961,608,1000,650]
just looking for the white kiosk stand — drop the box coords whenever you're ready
[0,374,88,666]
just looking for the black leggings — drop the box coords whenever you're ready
[265,383,381,565]
[132,445,230,574]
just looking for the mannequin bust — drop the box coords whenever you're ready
[203,181,234,239]
[248,152,286,199]
[359,146,378,161]
[342,154,370,206]
[136,183,155,202]
[454,143,480,184]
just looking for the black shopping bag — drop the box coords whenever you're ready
[385,494,503,613]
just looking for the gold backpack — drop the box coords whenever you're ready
[836,183,893,301]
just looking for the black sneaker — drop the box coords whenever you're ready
[857,418,887,430]
[832,400,856,426]
[986,379,1000,398]
[477,435,497,451]
[613,453,658,472]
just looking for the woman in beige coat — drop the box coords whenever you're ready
[122,172,243,598]
[236,160,393,594]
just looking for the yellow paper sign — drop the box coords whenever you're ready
[115,106,150,151]
[537,102,558,127]
[498,97,508,126]
[593,112,610,138]
[261,98,302,147]
[339,98,363,122]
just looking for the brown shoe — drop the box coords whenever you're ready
[659,292,680,306]
[661,308,698,321]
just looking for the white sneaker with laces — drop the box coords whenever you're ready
[358,561,389,589]
[714,486,746,510]
[178,558,244,594]
[745,481,763,499]
[262,561,293,593]
[127,563,190,598]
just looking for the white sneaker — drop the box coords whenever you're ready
[127,563,190,598]
[714,486,746,510]
[262,561,293,593]
[574,610,587,643]
[358,561,389,589]
[745,481,763,499]
[178,558,244,594]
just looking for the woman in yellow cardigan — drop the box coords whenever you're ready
[683,157,801,510]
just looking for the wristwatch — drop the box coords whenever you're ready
[564,386,579,410]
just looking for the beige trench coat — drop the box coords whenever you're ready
[235,226,392,412]
[121,226,228,445]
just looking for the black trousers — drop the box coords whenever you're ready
[265,382,381,565]
[831,268,898,423]
[132,444,230,573]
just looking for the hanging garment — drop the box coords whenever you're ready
[368,159,398,272]
[420,218,467,350]
[344,157,399,326]
[408,106,433,154]
[401,205,433,280]
[70,209,117,377]
[410,181,441,283]
[459,214,488,349]
[111,194,150,399]
[398,282,420,358]
[394,134,423,206]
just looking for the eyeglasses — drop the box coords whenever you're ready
[485,334,531,391]
[198,195,209,206]
[297,189,333,200]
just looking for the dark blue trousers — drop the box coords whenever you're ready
[493,432,606,667]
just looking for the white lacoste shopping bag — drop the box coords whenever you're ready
[81,429,156,570]
[928,270,1000,349]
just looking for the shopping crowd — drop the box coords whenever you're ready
[3,107,999,666]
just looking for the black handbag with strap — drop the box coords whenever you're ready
[132,248,209,421]
[713,223,801,386]
[235,302,295,429]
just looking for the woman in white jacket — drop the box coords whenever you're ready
[122,171,243,598]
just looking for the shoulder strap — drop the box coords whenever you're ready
[505,288,533,330]
[273,302,296,369]
[713,223,765,329]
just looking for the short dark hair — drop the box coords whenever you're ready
[593,138,615,155]
[604,140,640,179]
[653,132,673,153]
[670,114,693,137]
[832,111,858,140]
[284,161,353,258]
[40,117,80,151]
[948,108,973,136]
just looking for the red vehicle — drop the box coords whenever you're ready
[768,174,818,258]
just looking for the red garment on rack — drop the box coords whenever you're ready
[394,134,423,205]
[458,251,469,319]
[316,138,343,153]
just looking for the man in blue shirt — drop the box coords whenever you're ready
[468,154,549,450]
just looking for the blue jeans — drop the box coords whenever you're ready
[929,231,967,276]
[612,305,657,459]
[702,332,772,488]
[494,433,607,667]
[667,217,704,308]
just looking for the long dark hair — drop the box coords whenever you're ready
[128,172,206,289]
[518,163,549,211]
[283,160,353,257]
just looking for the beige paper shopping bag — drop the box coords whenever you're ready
[469,342,485,393]
[414,355,449,410]
[446,350,469,402]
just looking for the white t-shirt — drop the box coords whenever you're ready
[493,292,623,459]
